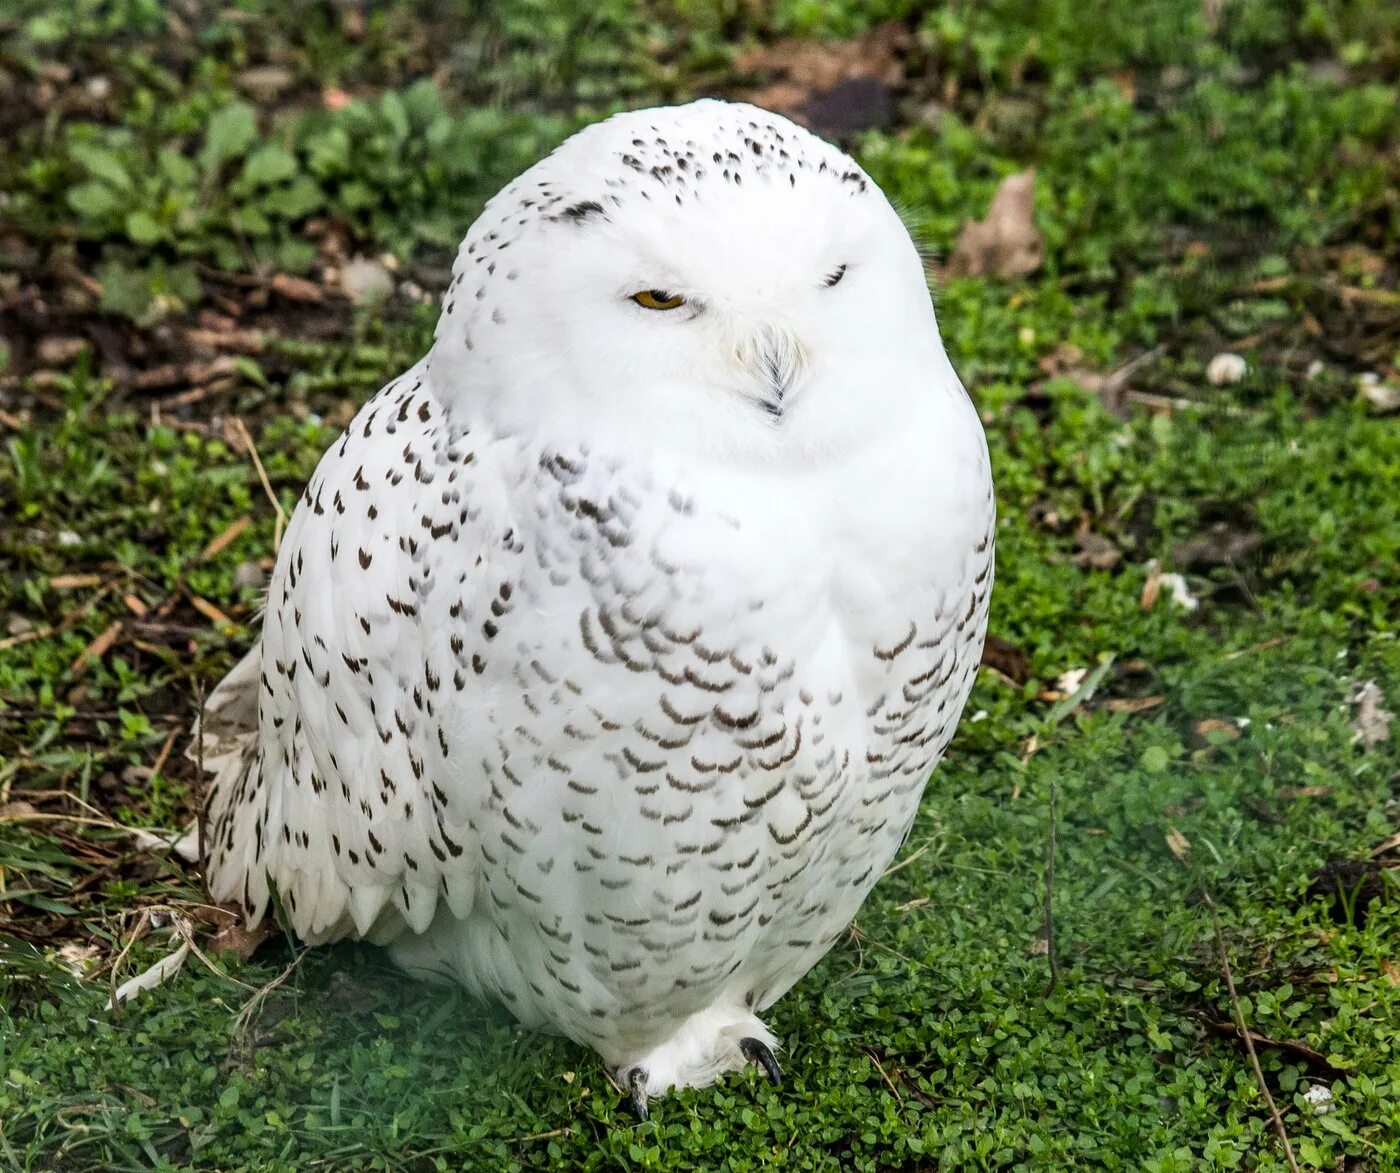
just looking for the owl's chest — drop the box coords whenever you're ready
[512,433,993,750]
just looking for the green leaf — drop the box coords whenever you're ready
[241,144,298,188]
[69,142,133,191]
[157,147,198,189]
[230,205,271,237]
[200,103,259,171]
[261,175,323,219]
[125,210,163,244]
[380,90,410,142]
[67,181,122,221]
[1140,745,1171,773]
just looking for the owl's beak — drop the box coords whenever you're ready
[735,325,808,418]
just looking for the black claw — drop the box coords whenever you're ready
[625,1066,649,1121]
[740,1037,783,1088]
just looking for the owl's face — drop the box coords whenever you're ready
[430,101,952,468]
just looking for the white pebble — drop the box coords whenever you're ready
[1206,353,1247,385]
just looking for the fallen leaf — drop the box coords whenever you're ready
[210,918,275,961]
[1278,785,1331,799]
[1347,680,1393,750]
[70,620,122,676]
[188,595,234,627]
[199,515,252,562]
[56,942,102,976]
[49,573,102,590]
[1381,959,1400,986]
[945,169,1044,279]
[1194,718,1242,742]
[1103,695,1166,713]
[1141,559,1164,610]
[1165,825,1191,861]
[184,327,265,354]
[270,273,324,303]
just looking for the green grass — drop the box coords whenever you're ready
[3,0,1399,1168]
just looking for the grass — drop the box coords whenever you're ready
[2,0,1399,1168]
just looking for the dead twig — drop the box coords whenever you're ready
[1201,888,1301,1173]
[230,415,288,552]
[862,1046,904,1105]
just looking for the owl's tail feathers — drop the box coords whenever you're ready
[173,645,262,864]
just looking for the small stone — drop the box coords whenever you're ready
[1358,372,1400,414]
[1206,353,1247,385]
[341,257,394,305]
[85,76,112,100]
[1302,1083,1335,1115]
[234,560,267,590]
[57,529,80,547]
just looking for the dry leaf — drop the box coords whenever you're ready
[1103,695,1166,714]
[210,918,275,961]
[1277,785,1331,799]
[945,169,1044,279]
[1194,718,1241,742]
[1165,825,1191,861]
[199,516,252,562]
[49,573,102,590]
[1141,559,1163,611]
[1348,680,1393,750]
[57,942,102,976]
[70,620,122,676]
[270,273,324,303]
[189,595,234,627]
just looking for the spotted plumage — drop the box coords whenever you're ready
[197,99,994,1099]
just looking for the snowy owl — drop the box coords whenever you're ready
[196,99,994,1114]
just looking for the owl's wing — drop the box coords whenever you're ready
[202,368,507,944]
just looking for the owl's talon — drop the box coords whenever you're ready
[625,1066,649,1121]
[740,1037,783,1088]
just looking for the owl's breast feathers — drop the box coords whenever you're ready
[201,368,993,1010]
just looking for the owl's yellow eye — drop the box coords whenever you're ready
[631,289,686,311]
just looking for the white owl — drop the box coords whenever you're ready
[197,99,994,1115]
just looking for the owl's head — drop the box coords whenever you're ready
[428,100,956,468]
